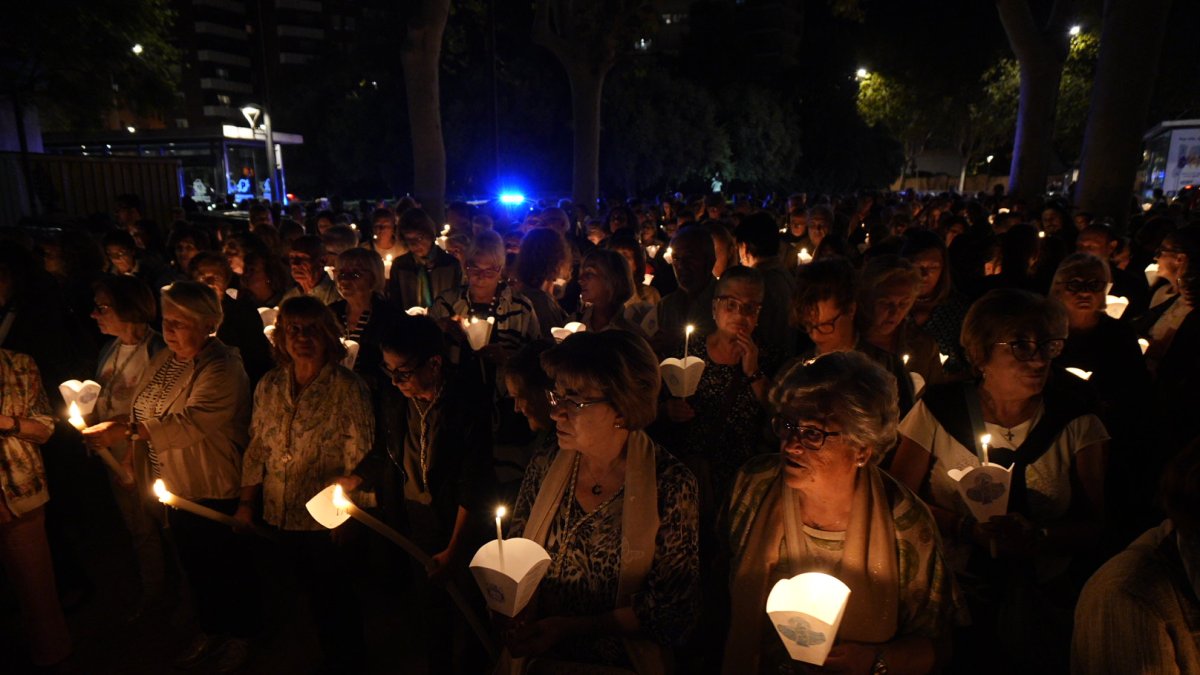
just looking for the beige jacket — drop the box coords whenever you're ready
[132,339,250,500]
[0,350,55,517]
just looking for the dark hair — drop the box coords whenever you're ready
[541,331,660,430]
[398,208,438,239]
[380,314,447,363]
[582,248,635,309]
[243,250,291,298]
[714,264,765,299]
[516,228,570,288]
[93,275,156,324]
[792,257,858,326]
[505,339,555,392]
[188,251,233,285]
[273,296,346,367]
[290,234,325,262]
[116,194,143,212]
[735,212,781,259]
[103,230,137,252]
[606,233,646,284]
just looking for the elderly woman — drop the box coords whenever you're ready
[188,251,275,385]
[890,288,1109,673]
[431,230,540,361]
[515,227,571,338]
[900,230,970,374]
[504,331,699,672]
[237,297,373,671]
[365,207,406,260]
[85,275,169,614]
[663,267,779,508]
[577,248,650,338]
[329,247,392,382]
[281,235,341,305]
[782,257,915,416]
[722,351,961,674]
[0,350,72,669]
[859,255,948,391]
[82,281,258,670]
[387,208,462,311]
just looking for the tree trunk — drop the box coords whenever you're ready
[996,0,1070,202]
[401,0,449,224]
[1075,0,1173,230]
[568,65,606,212]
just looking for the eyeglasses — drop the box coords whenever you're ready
[994,338,1065,362]
[403,234,432,247]
[465,265,502,278]
[1156,246,1183,258]
[715,295,762,317]
[288,255,313,266]
[803,311,844,335]
[380,360,425,383]
[284,322,321,339]
[771,416,842,450]
[93,303,113,315]
[1060,278,1105,294]
[337,270,364,282]
[545,389,609,413]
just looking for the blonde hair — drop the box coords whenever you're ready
[338,247,386,294]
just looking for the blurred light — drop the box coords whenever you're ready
[499,192,526,206]
[126,126,136,133]
[855,68,870,80]
[131,43,144,55]
[1068,25,1081,36]
[986,154,995,163]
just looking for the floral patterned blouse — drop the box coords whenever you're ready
[510,443,700,668]
[242,362,374,531]
[0,350,55,517]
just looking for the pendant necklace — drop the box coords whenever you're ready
[580,457,605,495]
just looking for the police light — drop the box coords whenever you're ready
[499,192,525,206]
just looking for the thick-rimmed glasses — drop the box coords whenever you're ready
[1059,278,1105,294]
[803,312,844,335]
[715,295,762,317]
[466,264,502,278]
[380,360,425,383]
[545,389,608,413]
[994,338,1065,362]
[771,416,842,451]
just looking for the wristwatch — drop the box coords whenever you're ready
[872,649,889,675]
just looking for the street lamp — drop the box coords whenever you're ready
[240,104,281,204]
[855,67,870,81]
[131,43,144,55]
[1068,24,1081,36]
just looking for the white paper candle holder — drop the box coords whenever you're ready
[306,484,352,529]
[469,538,551,618]
[462,317,495,351]
[909,372,926,393]
[660,356,705,397]
[947,463,1013,523]
[766,572,851,666]
[1145,263,1159,286]
[263,324,276,346]
[340,338,360,370]
[1104,295,1129,320]
[405,306,428,316]
[59,380,102,416]
[257,306,279,329]
[1065,367,1092,381]
[550,322,587,343]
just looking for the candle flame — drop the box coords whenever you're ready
[332,484,351,509]
[496,506,507,519]
[385,253,393,263]
[902,354,910,365]
[938,353,949,365]
[1138,338,1149,354]
[685,324,695,336]
[980,434,991,449]
[152,478,171,502]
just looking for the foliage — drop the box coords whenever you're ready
[2,0,180,130]
[855,72,939,173]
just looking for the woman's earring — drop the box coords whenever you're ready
[614,422,624,429]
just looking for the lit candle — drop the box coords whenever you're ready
[902,354,910,366]
[1038,230,1046,239]
[797,247,813,265]
[155,479,273,538]
[663,247,673,265]
[684,324,695,360]
[938,353,949,365]
[383,253,393,278]
[495,506,507,568]
[67,402,85,430]
[1138,338,1149,354]
[981,433,992,465]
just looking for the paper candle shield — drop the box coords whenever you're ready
[59,380,102,415]
[1104,295,1129,320]
[263,324,276,346]
[226,288,238,300]
[405,306,428,316]
[645,244,660,259]
[643,273,655,286]
[766,572,851,666]
[257,306,279,329]
[1145,263,1159,286]
[468,538,551,618]
[305,484,352,530]
[660,356,705,397]
[463,317,495,351]
[1139,338,1149,354]
[947,464,1013,523]
[909,372,926,393]
[550,322,587,343]
[1065,367,1092,381]
[340,339,360,370]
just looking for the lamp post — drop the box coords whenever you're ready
[240,104,280,204]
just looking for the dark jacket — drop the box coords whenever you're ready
[218,295,274,387]
[385,248,462,311]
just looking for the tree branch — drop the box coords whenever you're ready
[532,0,576,64]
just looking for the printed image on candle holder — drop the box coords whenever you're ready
[59,379,102,416]
[659,357,705,397]
[947,463,1013,522]
[549,322,587,343]
[468,538,551,617]
[766,572,850,666]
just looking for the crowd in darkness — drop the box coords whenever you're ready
[0,185,1198,675]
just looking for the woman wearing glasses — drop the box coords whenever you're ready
[890,288,1109,674]
[237,296,374,672]
[387,208,462,311]
[329,247,393,383]
[722,351,962,675]
[662,267,779,508]
[503,330,699,672]
[431,230,540,362]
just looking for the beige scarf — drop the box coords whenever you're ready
[498,430,665,675]
[722,464,899,674]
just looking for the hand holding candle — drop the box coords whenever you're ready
[156,479,273,539]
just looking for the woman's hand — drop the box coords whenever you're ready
[508,616,574,658]
[731,331,760,377]
[428,547,458,583]
[664,398,695,423]
[820,641,878,674]
[82,420,128,449]
[233,504,255,533]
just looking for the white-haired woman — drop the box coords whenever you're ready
[722,351,962,674]
[82,280,259,671]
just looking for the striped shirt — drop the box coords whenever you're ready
[132,355,190,477]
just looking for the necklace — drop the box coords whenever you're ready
[412,383,443,489]
[553,454,624,573]
[580,457,607,495]
[102,332,148,412]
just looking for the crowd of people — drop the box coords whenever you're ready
[0,185,1198,674]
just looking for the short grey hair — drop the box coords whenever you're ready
[1052,252,1111,288]
[162,280,223,332]
[769,351,899,460]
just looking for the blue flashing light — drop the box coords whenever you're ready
[499,192,526,206]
